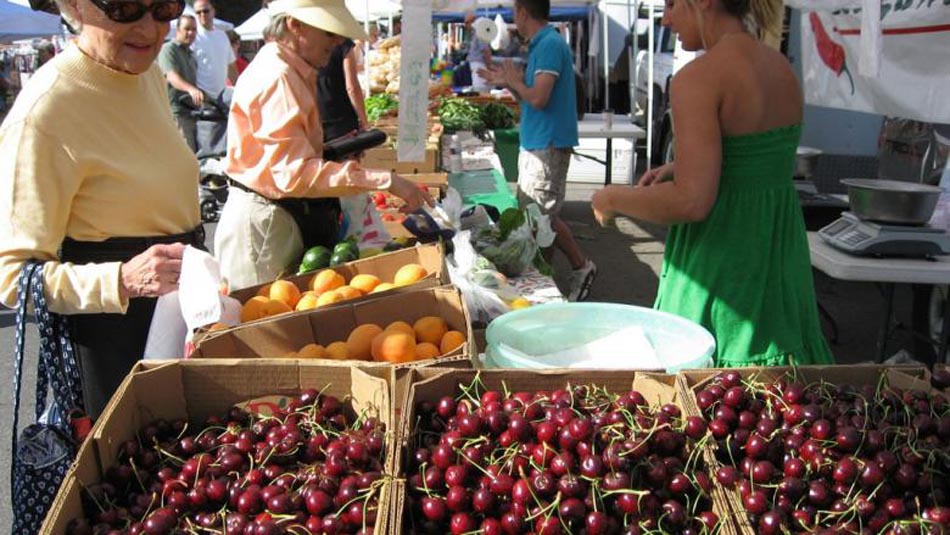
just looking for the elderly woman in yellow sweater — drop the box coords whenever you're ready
[0,0,202,418]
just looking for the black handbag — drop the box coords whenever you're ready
[11,261,86,535]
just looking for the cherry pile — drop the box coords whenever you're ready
[65,389,387,535]
[695,370,950,534]
[406,378,720,534]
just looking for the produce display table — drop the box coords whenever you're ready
[808,232,950,363]
[508,267,567,305]
[577,113,647,186]
[447,168,518,213]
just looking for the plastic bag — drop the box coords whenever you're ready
[448,230,521,322]
[471,204,554,277]
[339,194,392,250]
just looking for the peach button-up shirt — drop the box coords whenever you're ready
[226,42,391,199]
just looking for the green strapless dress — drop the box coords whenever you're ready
[654,124,834,367]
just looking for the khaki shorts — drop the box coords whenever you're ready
[517,148,572,215]
[214,187,304,291]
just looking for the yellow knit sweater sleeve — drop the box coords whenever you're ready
[0,116,126,315]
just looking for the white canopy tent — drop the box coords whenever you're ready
[0,0,61,43]
[235,0,402,41]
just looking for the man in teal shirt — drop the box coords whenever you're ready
[480,0,596,301]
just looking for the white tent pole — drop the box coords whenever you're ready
[602,0,609,110]
[646,0,654,169]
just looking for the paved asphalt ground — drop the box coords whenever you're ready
[0,182,924,530]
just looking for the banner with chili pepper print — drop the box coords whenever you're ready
[801,5,950,123]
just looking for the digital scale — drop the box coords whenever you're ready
[818,212,950,257]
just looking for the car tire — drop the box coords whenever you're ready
[661,127,675,164]
[912,283,946,367]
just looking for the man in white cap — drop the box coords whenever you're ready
[215,0,433,289]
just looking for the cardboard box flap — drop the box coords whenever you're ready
[94,362,186,466]
[347,367,392,434]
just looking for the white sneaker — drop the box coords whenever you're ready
[567,260,597,301]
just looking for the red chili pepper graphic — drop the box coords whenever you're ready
[809,12,855,95]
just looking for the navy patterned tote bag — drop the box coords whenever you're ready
[11,261,86,534]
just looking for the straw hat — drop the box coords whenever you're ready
[268,0,368,41]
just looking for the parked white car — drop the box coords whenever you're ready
[632,13,696,163]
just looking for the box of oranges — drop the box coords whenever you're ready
[225,243,448,329]
[192,285,475,369]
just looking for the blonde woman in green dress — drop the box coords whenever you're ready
[590,0,834,366]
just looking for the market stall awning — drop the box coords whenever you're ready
[0,0,61,43]
[432,6,592,22]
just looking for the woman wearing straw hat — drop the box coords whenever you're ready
[216,0,433,290]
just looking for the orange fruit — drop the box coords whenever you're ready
[310,270,345,294]
[256,283,272,297]
[393,264,428,286]
[263,299,293,317]
[371,282,396,294]
[440,330,466,355]
[346,324,383,361]
[241,296,270,323]
[296,291,320,311]
[336,286,364,300]
[269,280,302,308]
[316,290,346,307]
[386,321,415,336]
[415,342,441,361]
[207,322,230,331]
[326,341,350,360]
[349,274,381,294]
[414,316,448,345]
[297,343,328,359]
[371,330,416,363]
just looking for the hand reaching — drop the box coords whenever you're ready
[119,243,186,300]
[388,174,435,214]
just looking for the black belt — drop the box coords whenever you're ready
[60,226,206,264]
[227,180,340,250]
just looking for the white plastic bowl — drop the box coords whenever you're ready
[484,302,715,372]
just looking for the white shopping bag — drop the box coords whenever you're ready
[143,246,240,359]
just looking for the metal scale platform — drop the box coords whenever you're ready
[818,212,950,257]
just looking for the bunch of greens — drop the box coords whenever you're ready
[366,94,398,123]
[437,97,485,133]
[480,102,516,130]
[472,208,553,277]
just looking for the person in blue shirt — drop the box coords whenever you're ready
[480,0,596,301]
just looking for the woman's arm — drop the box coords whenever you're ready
[591,66,722,225]
[343,47,369,130]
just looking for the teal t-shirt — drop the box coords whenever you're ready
[519,25,579,150]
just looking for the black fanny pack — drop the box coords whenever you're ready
[230,179,340,250]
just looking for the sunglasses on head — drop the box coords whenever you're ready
[88,0,186,24]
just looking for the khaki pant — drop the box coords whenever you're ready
[173,112,197,153]
[214,187,304,291]
[517,148,572,216]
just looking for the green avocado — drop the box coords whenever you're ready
[333,241,360,258]
[329,250,358,267]
[298,246,332,273]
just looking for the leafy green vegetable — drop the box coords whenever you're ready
[481,102,516,130]
[438,97,485,133]
[497,208,525,242]
[366,94,398,123]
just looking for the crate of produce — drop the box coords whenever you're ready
[193,285,475,370]
[362,144,440,175]
[41,359,394,535]
[394,367,740,535]
[217,243,447,332]
[677,365,948,534]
